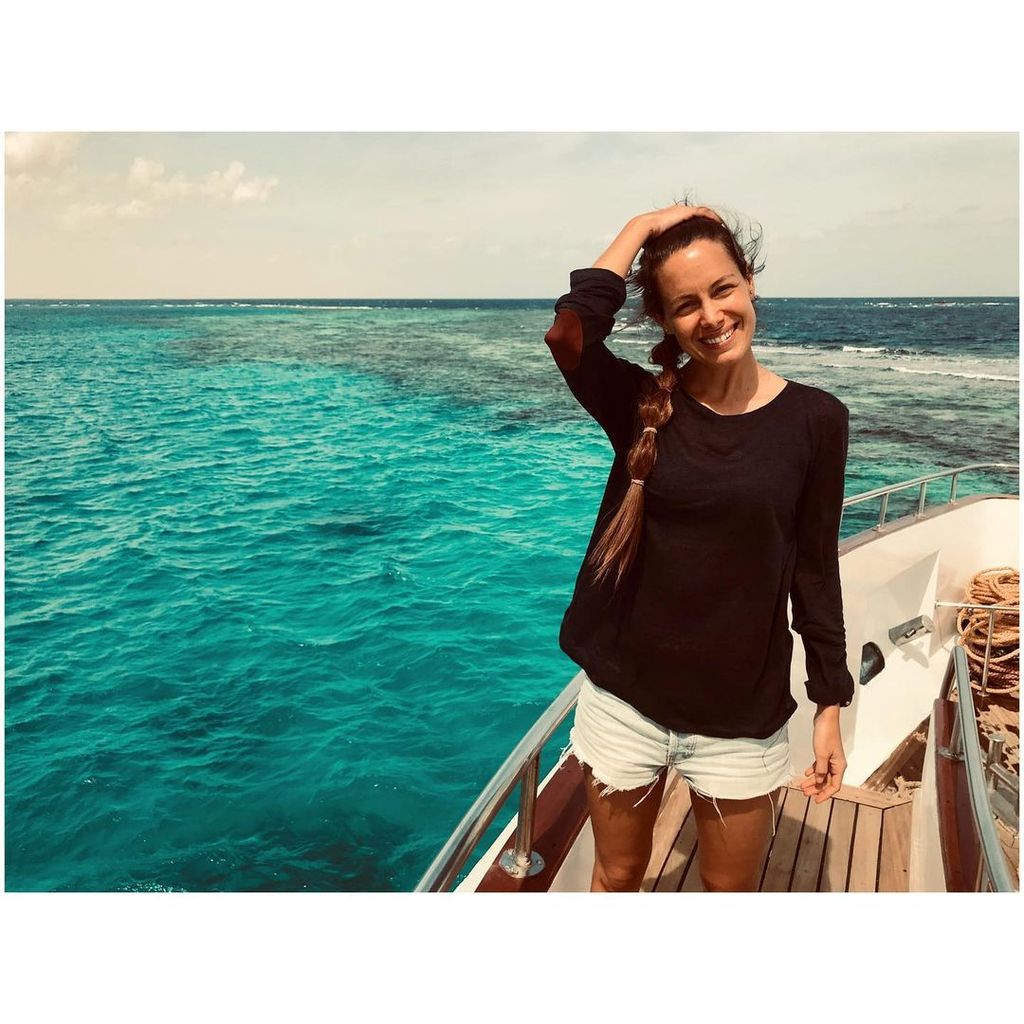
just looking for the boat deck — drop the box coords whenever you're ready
[641,767,914,892]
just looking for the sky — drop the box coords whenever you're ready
[5,132,1018,300]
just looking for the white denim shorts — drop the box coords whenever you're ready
[564,674,794,831]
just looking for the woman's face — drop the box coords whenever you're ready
[653,239,756,367]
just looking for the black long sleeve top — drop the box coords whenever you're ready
[544,267,855,739]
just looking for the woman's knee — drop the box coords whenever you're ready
[698,867,760,892]
[594,854,649,892]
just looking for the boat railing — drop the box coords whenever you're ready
[414,673,582,892]
[937,643,1018,892]
[839,460,1018,531]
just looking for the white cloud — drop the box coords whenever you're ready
[5,132,79,175]
[199,160,278,204]
[202,159,246,198]
[128,157,166,190]
[6,133,81,205]
[148,175,195,201]
[115,198,152,220]
[124,156,278,206]
[50,155,280,230]
[229,173,279,204]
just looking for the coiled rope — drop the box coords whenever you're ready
[956,566,1019,694]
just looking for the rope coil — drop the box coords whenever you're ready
[956,566,1019,695]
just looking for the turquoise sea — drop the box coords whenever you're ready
[4,294,1019,890]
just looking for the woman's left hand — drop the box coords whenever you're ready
[801,706,847,803]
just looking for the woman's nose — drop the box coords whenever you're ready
[699,300,722,327]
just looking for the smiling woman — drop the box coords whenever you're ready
[543,201,854,892]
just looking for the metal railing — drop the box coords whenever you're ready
[416,464,1019,893]
[840,461,1018,531]
[414,674,582,892]
[937,644,1017,892]
[933,601,1020,694]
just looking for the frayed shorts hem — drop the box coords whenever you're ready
[563,738,789,833]
[562,675,795,832]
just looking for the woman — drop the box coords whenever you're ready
[543,203,855,892]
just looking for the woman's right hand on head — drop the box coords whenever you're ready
[632,204,724,246]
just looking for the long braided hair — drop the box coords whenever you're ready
[586,209,765,592]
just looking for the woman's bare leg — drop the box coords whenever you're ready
[689,787,782,891]
[582,763,667,892]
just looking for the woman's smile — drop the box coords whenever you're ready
[698,323,737,348]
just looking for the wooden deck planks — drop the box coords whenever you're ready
[789,795,833,892]
[848,804,883,892]
[656,808,700,891]
[877,801,913,892]
[819,798,856,892]
[679,843,704,892]
[641,769,691,892]
[761,788,810,891]
[635,776,912,894]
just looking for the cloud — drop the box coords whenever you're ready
[226,173,279,204]
[5,132,79,175]
[6,132,81,204]
[147,175,196,202]
[52,155,280,231]
[115,198,152,220]
[128,157,166,190]
[202,159,246,198]
[56,197,154,229]
[199,160,279,204]
[123,156,278,207]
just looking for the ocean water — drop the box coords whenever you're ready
[4,294,1019,891]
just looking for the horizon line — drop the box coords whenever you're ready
[7,294,1021,302]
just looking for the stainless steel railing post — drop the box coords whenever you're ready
[499,753,545,878]
[981,609,995,695]
[948,709,963,759]
[939,645,956,701]
[985,735,1005,793]
[414,675,579,891]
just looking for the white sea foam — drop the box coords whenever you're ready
[147,302,380,310]
[753,343,818,356]
[865,300,1016,308]
[842,345,888,353]
[886,365,1018,382]
[248,303,379,310]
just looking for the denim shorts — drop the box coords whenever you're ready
[564,674,794,831]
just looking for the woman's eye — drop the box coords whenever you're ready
[675,285,734,313]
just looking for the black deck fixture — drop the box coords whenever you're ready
[859,641,885,685]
